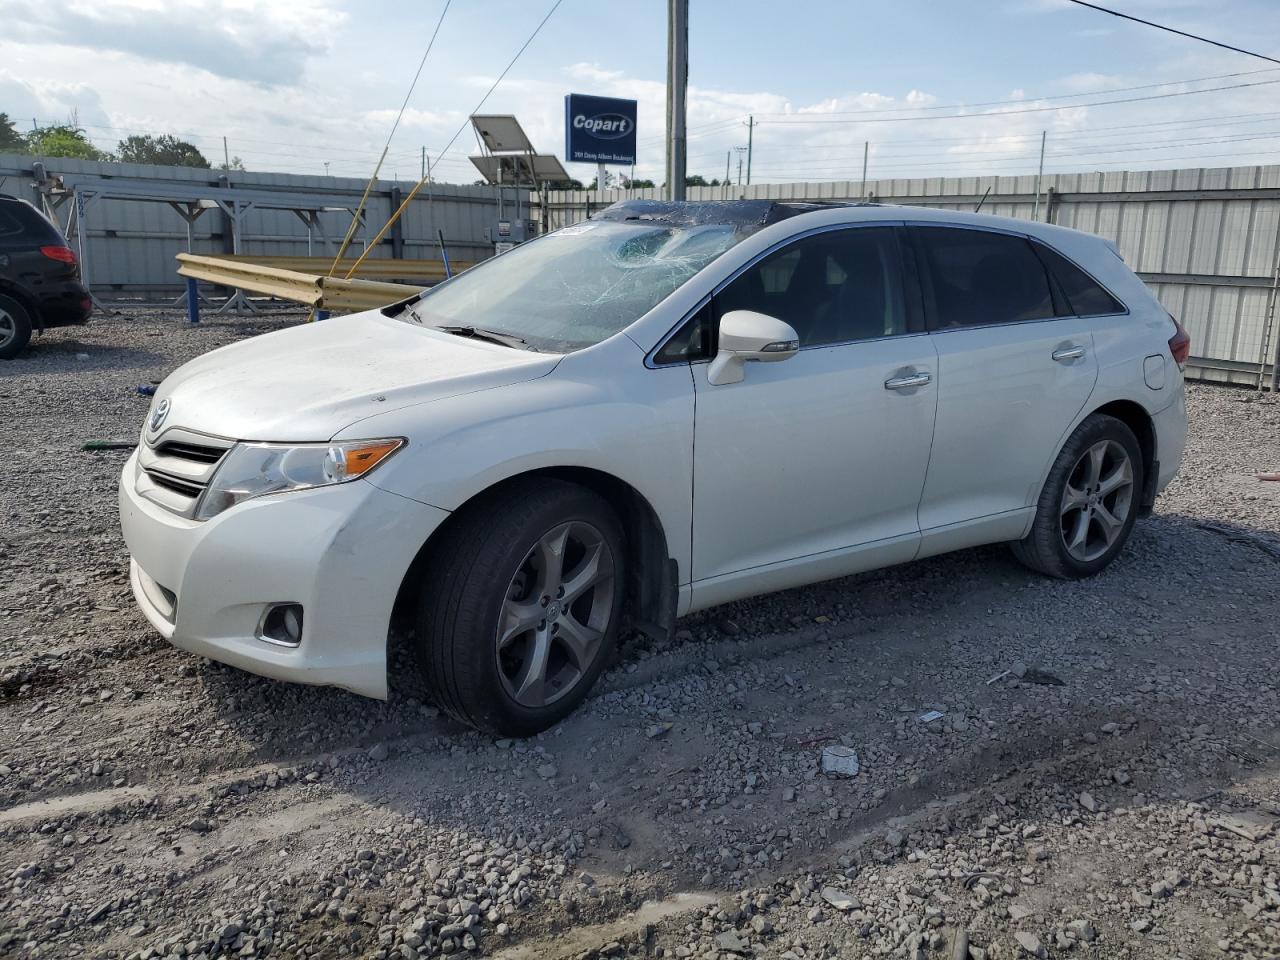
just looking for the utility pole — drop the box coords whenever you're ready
[861,141,869,198]
[324,161,330,176]
[1032,130,1047,221]
[744,115,754,186]
[735,146,747,186]
[421,146,426,180]
[725,150,731,196]
[223,136,230,170]
[666,0,688,200]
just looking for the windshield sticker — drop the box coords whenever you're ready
[555,222,601,236]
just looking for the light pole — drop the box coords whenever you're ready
[666,0,688,200]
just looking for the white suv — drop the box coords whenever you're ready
[119,201,1188,735]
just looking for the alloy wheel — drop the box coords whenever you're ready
[0,308,15,349]
[1059,439,1135,562]
[495,520,616,709]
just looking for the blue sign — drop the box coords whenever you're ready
[564,93,637,166]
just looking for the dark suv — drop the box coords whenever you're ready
[0,193,92,359]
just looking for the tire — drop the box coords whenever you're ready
[415,478,626,736]
[1011,413,1145,580]
[0,295,33,360]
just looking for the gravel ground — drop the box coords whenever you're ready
[2,306,1279,960]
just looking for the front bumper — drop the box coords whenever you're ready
[119,450,449,698]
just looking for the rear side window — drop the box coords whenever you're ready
[914,227,1054,329]
[0,207,24,239]
[0,201,61,243]
[1032,241,1125,316]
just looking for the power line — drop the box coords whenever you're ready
[344,0,565,276]
[645,66,1280,150]
[431,0,565,165]
[683,111,1280,165]
[751,66,1280,119]
[1065,1,1280,66]
[757,78,1280,126]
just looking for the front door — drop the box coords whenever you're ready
[688,225,939,603]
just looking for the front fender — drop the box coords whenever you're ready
[340,345,697,586]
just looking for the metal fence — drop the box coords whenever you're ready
[0,154,527,298]
[539,165,1280,388]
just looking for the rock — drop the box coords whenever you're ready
[750,915,771,935]
[368,742,389,761]
[1014,931,1045,957]
[821,886,861,912]
[535,763,558,780]
[1066,920,1097,942]
[1079,792,1098,813]
[187,818,212,833]
[715,929,750,954]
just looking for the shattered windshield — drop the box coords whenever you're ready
[403,219,752,352]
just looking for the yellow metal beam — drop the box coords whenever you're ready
[175,253,437,314]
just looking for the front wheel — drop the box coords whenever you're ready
[415,479,626,736]
[1012,414,1144,580]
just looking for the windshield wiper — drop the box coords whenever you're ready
[433,324,534,351]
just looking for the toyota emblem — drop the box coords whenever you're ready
[150,398,171,434]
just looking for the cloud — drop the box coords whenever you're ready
[0,0,346,87]
[0,70,110,130]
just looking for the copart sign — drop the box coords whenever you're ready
[564,93,638,166]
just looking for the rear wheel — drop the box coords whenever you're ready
[1012,414,1144,579]
[0,295,33,360]
[415,479,625,736]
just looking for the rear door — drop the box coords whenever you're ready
[0,199,73,291]
[910,224,1099,538]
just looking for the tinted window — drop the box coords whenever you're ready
[916,227,1054,328]
[654,302,712,363]
[715,227,906,348]
[0,207,24,239]
[1032,241,1125,316]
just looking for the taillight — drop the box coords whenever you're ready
[1167,314,1190,366]
[40,245,77,264]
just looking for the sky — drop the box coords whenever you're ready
[2,0,1280,187]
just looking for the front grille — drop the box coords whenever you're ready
[148,472,205,498]
[155,440,225,464]
[136,429,235,518]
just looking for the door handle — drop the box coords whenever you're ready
[1052,345,1086,362]
[884,371,931,390]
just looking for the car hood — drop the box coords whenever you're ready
[152,310,560,442]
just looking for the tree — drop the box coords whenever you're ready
[620,176,655,189]
[26,124,111,161]
[116,134,210,168]
[0,113,25,153]
[684,174,711,187]
[218,156,246,172]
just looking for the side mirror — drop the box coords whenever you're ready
[707,310,800,386]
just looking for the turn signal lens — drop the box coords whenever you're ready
[327,439,404,481]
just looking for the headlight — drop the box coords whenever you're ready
[195,438,403,520]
